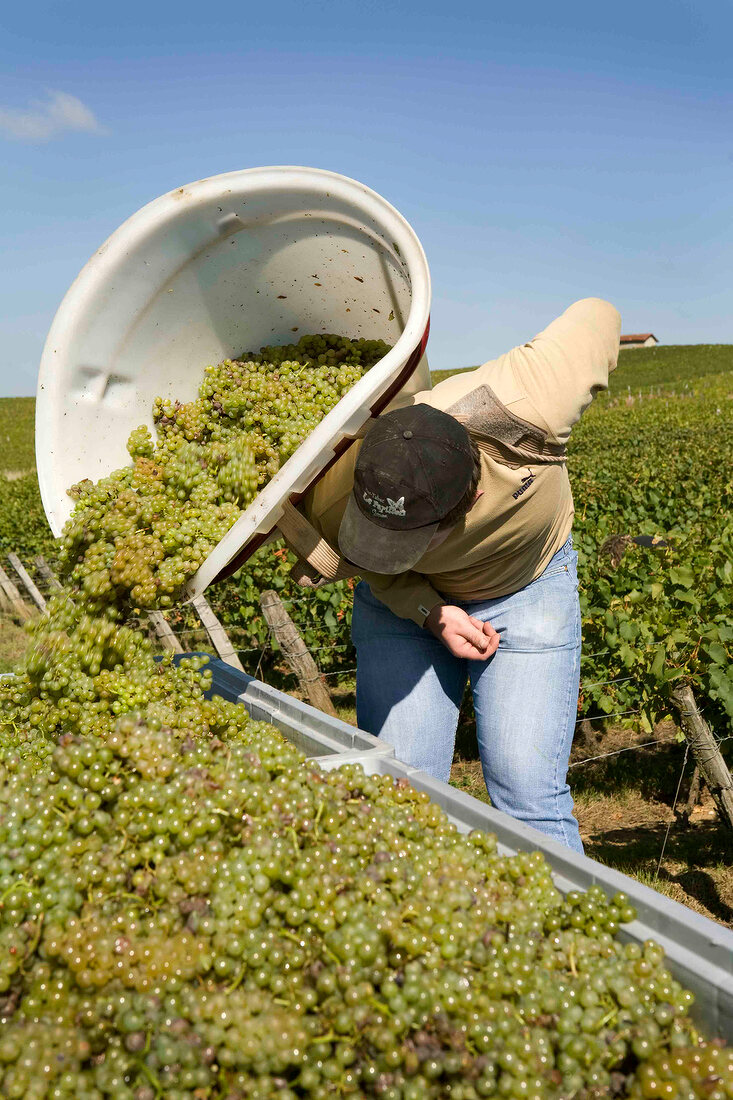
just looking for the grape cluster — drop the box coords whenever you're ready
[58,334,390,612]
[1,686,732,1097]
[0,333,730,1097]
[1,596,222,755]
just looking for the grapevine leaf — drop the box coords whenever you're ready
[669,565,695,588]
[704,642,728,666]
[651,649,666,679]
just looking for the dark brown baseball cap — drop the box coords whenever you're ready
[338,404,475,574]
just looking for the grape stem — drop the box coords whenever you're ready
[226,964,246,993]
[0,877,30,906]
[568,941,578,978]
[22,913,44,968]
[137,1059,163,1097]
[313,799,325,838]
[281,930,308,946]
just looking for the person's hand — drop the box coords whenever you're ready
[424,605,500,660]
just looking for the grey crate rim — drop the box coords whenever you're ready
[204,659,733,1039]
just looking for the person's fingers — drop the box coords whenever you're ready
[438,612,499,660]
[466,616,491,647]
[465,616,499,656]
[469,616,497,637]
[444,632,474,658]
[465,644,492,660]
[455,635,492,661]
[461,620,488,652]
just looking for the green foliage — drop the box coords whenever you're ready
[0,472,55,559]
[430,366,476,385]
[0,396,36,473]
[571,371,733,734]
[206,543,355,677]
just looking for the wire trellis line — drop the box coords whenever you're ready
[655,744,690,877]
[568,738,667,769]
[581,676,635,689]
[280,595,333,607]
[575,707,639,725]
[149,626,353,660]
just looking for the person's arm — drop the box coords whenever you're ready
[505,297,621,444]
[357,567,445,627]
[359,568,500,660]
[411,298,621,446]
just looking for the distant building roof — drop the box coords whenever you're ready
[620,333,657,344]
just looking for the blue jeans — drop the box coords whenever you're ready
[351,537,583,852]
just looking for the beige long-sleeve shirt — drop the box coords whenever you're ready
[302,298,621,625]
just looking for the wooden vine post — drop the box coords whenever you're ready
[679,766,702,825]
[259,589,338,717]
[670,683,733,834]
[35,555,63,592]
[8,553,46,611]
[0,587,11,616]
[0,562,32,622]
[147,611,184,655]
[191,594,245,672]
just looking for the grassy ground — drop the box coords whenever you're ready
[451,732,733,931]
[0,615,30,672]
[605,343,733,395]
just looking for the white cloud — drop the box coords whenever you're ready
[0,91,107,143]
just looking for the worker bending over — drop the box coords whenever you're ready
[300,298,621,853]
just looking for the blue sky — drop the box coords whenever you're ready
[1,0,731,396]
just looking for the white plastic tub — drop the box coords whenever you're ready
[36,166,431,595]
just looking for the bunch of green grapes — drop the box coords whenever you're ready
[1,704,731,1098]
[0,595,295,773]
[1,332,731,1097]
[57,334,390,613]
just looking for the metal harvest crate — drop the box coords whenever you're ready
[204,657,393,762]
[206,659,733,1041]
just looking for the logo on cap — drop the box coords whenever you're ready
[363,490,407,518]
